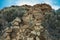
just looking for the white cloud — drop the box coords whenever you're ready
[52,5,60,10]
[43,0,60,10]
[16,0,37,6]
[17,2,36,6]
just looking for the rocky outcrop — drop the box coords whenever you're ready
[1,4,53,40]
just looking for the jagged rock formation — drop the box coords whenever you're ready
[1,3,59,40]
[0,4,51,40]
[33,4,52,12]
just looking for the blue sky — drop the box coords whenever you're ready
[0,0,60,10]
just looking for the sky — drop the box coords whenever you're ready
[0,0,60,10]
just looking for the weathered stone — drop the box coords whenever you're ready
[31,30,36,35]
[27,37,33,40]
[37,32,40,36]
[2,4,52,40]
[36,36,40,40]
[12,17,21,26]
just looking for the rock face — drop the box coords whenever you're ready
[1,4,52,40]
[33,4,52,12]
